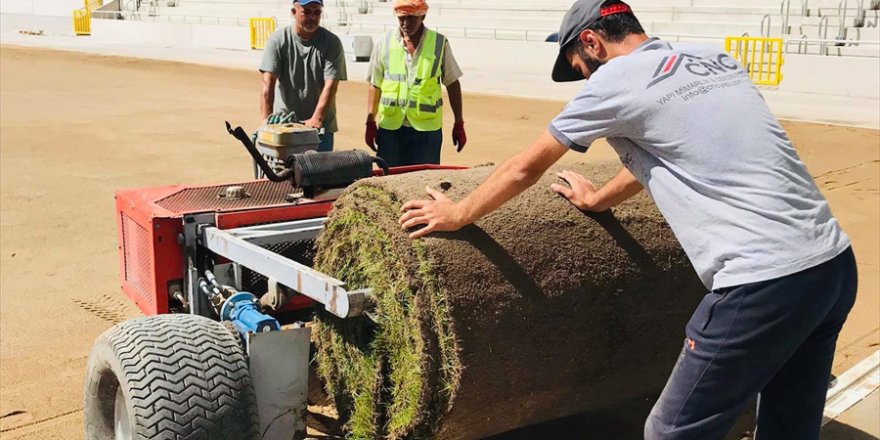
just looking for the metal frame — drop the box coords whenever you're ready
[780,0,789,34]
[202,218,372,318]
[184,212,217,317]
[220,217,325,247]
[761,14,772,38]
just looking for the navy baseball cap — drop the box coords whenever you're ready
[295,0,323,5]
[552,0,633,82]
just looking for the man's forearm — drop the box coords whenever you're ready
[589,168,643,211]
[311,80,338,122]
[260,90,274,121]
[457,130,568,224]
[446,81,463,123]
[260,72,277,121]
[367,85,380,121]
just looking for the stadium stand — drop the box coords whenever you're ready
[92,0,878,57]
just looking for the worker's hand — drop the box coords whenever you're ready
[365,120,378,152]
[551,170,600,211]
[399,187,466,239]
[452,121,467,152]
[304,116,323,129]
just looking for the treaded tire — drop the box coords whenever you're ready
[84,314,259,440]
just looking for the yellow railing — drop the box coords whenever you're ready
[72,0,102,36]
[84,0,103,11]
[73,8,91,35]
[725,36,784,86]
[250,17,276,50]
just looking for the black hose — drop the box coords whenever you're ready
[373,157,390,176]
[225,121,292,183]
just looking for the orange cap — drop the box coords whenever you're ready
[393,0,428,16]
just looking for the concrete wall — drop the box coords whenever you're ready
[90,18,250,51]
[779,54,880,99]
[0,13,73,34]
[1,0,82,16]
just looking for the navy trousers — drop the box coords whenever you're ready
[376,126,442,167]
[645,247,857,440]
[317,132,334,152]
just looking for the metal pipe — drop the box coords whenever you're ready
[749,39,757,77]
[781,0,791,34]
[205,269,221,288]
[759,40,767,82]
[784,33,809,54]
[838,0,849,40]
[856,0,865,26]
[172,290,190,310]
[198,278,225,309]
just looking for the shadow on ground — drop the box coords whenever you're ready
[485,396,877,440]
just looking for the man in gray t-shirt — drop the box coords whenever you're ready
[260,0,347,151]
[398,1,856,439]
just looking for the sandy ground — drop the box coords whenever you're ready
[0,45,877,439]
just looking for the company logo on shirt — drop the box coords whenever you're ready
[647,53,740,89]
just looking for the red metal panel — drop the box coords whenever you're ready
[216,203,333,230]
[116,184,188,222]
[151,216,182,315]
[116,189,182,315]
[116,194,147,313]
[284,295,315,312]
[115,165,467,316]
[120,212,155,313]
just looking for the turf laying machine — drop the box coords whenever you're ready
[83,122,457,440]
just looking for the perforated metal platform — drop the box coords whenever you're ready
[155,181,298,212]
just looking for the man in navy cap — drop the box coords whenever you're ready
[398,1,856,439]
[260,0,347,151]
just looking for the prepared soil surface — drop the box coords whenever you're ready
[1,45,878,439]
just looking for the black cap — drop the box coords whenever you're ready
[552,0,633,82]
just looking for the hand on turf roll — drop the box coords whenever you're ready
[551,170,599,212]
[399,186,467,239]
[452,121,467,152]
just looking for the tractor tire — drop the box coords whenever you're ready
[84,314,259,440]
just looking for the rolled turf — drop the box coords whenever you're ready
[313,161,706,440]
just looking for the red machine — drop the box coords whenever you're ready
[87,121,465,440]
[116,165,457,317]
[116,178,332,316]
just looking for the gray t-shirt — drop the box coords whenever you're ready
[260,26,347,133]
[549,37,850,290]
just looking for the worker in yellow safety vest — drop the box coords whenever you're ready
[364,0,466,167]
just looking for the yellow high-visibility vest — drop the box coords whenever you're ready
[377,29,445,132]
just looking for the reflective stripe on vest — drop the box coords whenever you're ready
[377,29,446,132]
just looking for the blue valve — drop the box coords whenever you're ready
[220,292,281,335]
